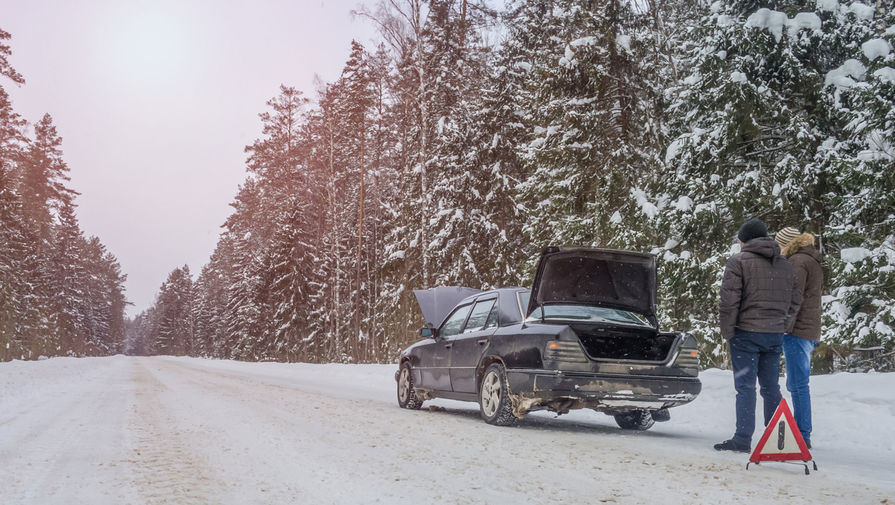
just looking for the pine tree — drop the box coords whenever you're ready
[0,28,25,86]
[821,2,895,367]
[361,1,436,356]
[241,85,316,361]
[153,266,194,355]
[49,201,87,356]
[0,87,28,359]
[1,30,127,360]
[654,0,840,363]
[193,242,232,358]
[19,114,79,237]
[516,0,660,257]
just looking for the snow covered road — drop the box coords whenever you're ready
[1,356,892,504]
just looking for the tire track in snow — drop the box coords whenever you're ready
[128,360,220,505]
[139,357,394,504]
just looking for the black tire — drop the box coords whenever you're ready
[479,363,516,426]
[613,410,656,431]
[397,361,423,410]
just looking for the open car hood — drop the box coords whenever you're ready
[413,286,482,329]
[527,247,657,326]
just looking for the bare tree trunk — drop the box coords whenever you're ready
[415,4,430,287]
[459,0,467,49]
[357,115,366,362]
[327,119,341,362]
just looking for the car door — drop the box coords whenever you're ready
[418,302,473,391]
[449,296,499,394]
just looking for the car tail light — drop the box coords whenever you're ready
[672,333,700,370]
[674,348,700,369]
[545,340,588,363]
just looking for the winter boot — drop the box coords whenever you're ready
[713,439,750,453]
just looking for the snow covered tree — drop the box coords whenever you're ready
[653,0,846,363]
[0,28,127,361]
[78,237,127,355]
[422,0,516,290]
[304,49,371,362]
[0,85,27,359]
[218,181,275,360]
[153,266,194,356]
[0,28,24,86]
[19,114,79,242]
[242,85,316,360]
[47,201,87,355]
[820,2,895,369]
[131,0,893,372]
[192,239,234,358]
[515,0,663,258]
[359,0,437,354]
[0,155,25,359]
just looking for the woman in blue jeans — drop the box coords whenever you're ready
[776,227,823,448]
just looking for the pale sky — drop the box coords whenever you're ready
[3,0,380,316]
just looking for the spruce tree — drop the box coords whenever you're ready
[655,0,837,362]
[49,201,87,355]
[154,266,194,356]
[821,2,895,367]
[516,0,660,256]
[0,87,27,359]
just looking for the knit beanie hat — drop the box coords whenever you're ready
[737,219,768,243]
[775,226,800,248]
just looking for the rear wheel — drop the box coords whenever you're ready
[397,362,423,410]
[613,410,655,431]
[479,363,516,426]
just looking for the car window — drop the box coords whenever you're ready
[483,303,499,329]
[440,304,473,338]
[526,304,650,326]
[517,291,530,319]
[463,298,497,333]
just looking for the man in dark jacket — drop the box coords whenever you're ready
[714,219,802,452]
[776,226,823,448]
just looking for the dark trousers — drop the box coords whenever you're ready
[729,329,783,447]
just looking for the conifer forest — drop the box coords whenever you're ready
[1,0,893,371]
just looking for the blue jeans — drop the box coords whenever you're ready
[729,330,783,447]
[783,334,818,443]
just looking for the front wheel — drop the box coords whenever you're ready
[479,363,516,426]
[613,410,655,431]
[397,362,423,410]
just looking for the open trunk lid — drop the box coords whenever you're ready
[527,246,658,326]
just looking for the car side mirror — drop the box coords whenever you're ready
[420,327,436,339]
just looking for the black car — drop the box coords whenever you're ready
[395,246,701,430]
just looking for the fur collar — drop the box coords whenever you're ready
[782,233,816,258]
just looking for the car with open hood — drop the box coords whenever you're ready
[395,246,701,430]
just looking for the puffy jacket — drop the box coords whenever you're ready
[784,236,823,341]
[719,237,802,340]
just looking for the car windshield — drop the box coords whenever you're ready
[524,302,650,326]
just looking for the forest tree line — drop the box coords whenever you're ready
[132,0,895,370]
[0,29,128,360]
[5,0,892,370]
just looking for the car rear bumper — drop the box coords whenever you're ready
[505,368,701,412]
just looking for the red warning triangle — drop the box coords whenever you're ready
[750,398,812,463]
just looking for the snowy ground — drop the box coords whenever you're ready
[0,356,892,505]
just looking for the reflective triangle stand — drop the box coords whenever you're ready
[746,399,818,475]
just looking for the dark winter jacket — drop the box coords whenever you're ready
[719,237,802,340]
[784,236,823,341]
